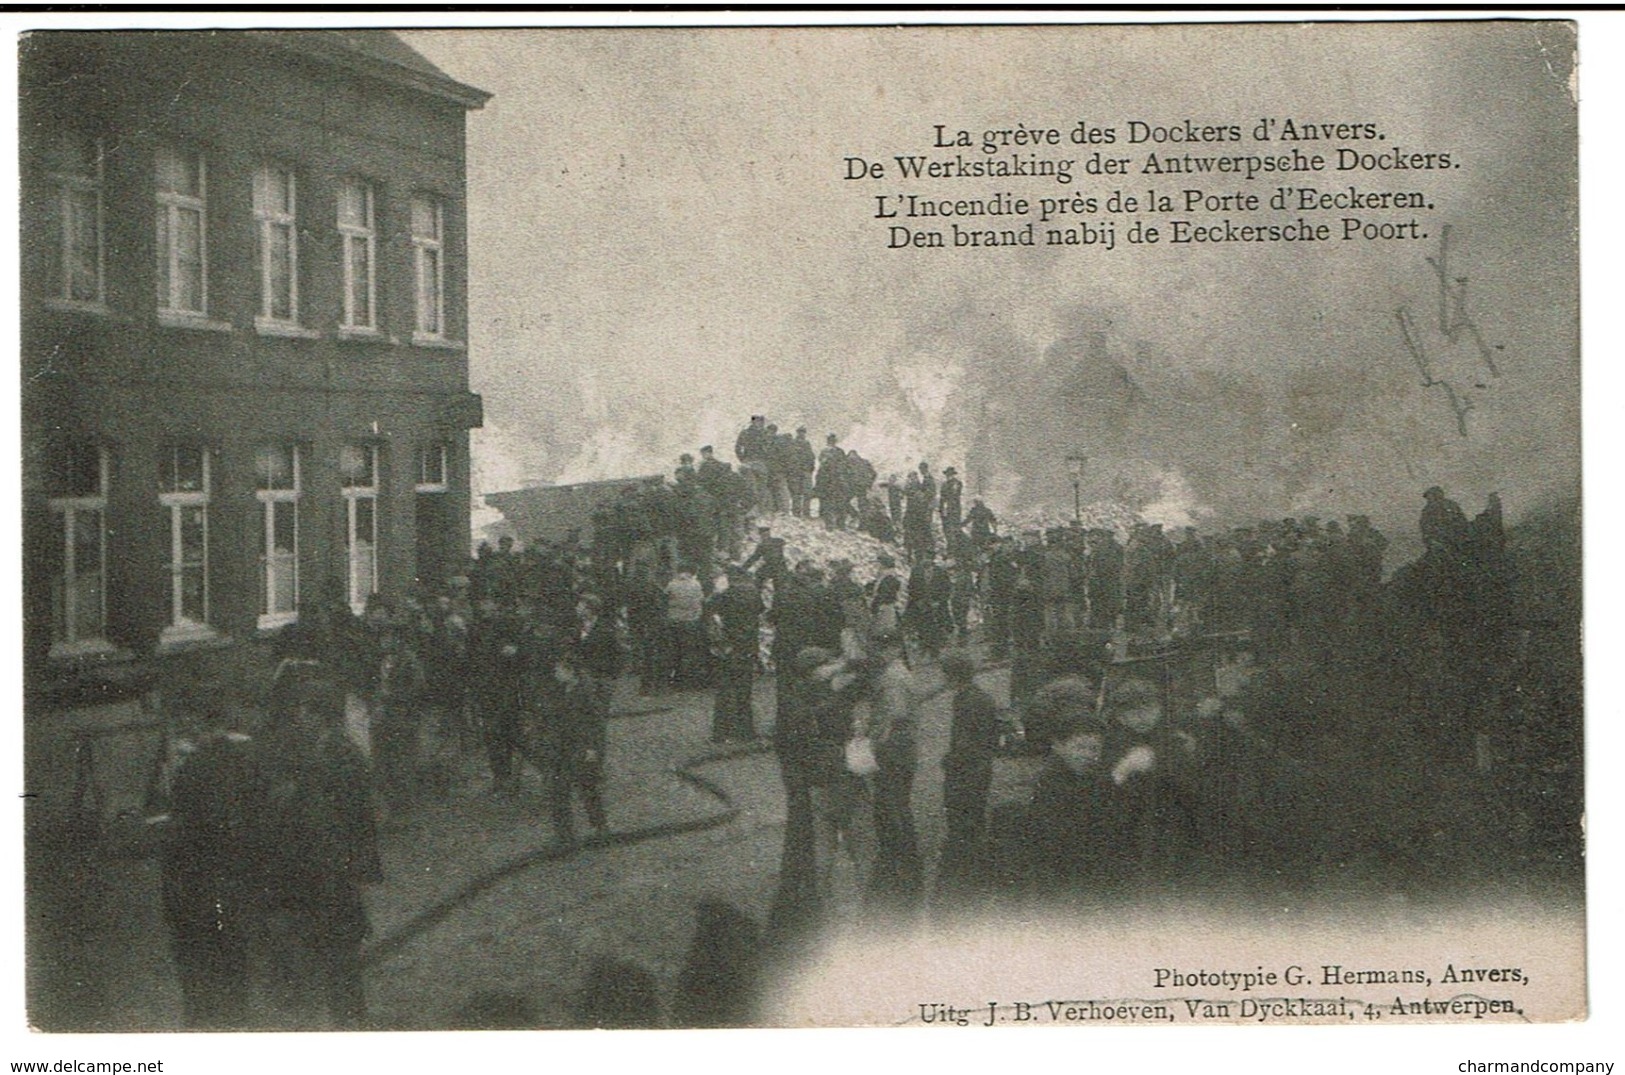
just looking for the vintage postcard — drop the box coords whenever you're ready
[12,13,1599,1064]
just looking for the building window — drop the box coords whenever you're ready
[338,179,377,331]
[414,442,454,590]
[155,146,207,316]
[416,443,449,492]
[411,194,445,339]
[254,163,299,325]
[341,443,379,615]
[49,444,111,656]
[159,445,213,642]
[45,130,104,306]
[256,444,300,629]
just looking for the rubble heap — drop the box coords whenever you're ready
[739,513,899,583]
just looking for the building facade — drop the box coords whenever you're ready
[20,30,489,677]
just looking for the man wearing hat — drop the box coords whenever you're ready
[788,427,816,517]
[706,565,762,742]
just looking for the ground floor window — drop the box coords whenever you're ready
[415,442,453,589]
[48,444,110,656]
[341,443,379,614]
[160,445,213,643]
[256,444,300,628]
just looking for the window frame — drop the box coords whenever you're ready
[415,442,450,493]
[158,445,215,644]
[255,444,301,630]
[253,161,301,328]
[47,445,112,657]
[341,443,380,616]
[410,193,446,341]
[338,178,379,333]
[155,145,209,320]
[45,130,106,309]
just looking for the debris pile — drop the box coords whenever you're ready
[741,514,900,583]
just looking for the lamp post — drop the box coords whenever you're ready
[1065,453,1086,523]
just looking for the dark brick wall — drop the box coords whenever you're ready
[21,31,486,672]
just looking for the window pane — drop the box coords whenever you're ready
[255,444,296,490]
[355,497,375,541]
[418,249,442,334]
[350,498,376,604]
[155,211,171,305]
[265,224,293,319]
[420,445,446,485]
[164,446,206,493]
[339,181,369,228]
[72,509,105,639]
[175,209,203,311]
[340,444,375,488]
[263,501,298,616]
[61,444,102,497]
[272,501,297,554]
[179,504,207,562]
[180,563,207,623]
[347,238,372,326]
[178,505,208,623]
[156,148,199,196]
[411,197,439,239]
[66,187,100,301]
[258,167,293,215]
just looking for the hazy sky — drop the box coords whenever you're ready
[404,22,1578,537]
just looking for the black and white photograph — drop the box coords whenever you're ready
[9,10,1615,1067]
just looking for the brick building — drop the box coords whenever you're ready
[20,30,490,679]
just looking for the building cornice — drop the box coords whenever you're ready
[252,30,492,111]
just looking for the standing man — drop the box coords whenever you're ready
[664,563,707,689]
[917,462,938,527]
[734,415,771,514]
[766,423,795,515]
[259,672,382,1029]
[790,427,817,518]
[816,434,848,530]
[854,631,923,908]
[708,566,762,742]
[567,594,622,838]
[160,707,265,1029]
[902,470,932,563]
[966,498,998,551]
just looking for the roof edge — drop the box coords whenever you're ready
[254,31,491,110]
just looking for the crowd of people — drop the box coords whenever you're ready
[152,401,1559,1028]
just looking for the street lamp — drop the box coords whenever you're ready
[1065,452,1086,523]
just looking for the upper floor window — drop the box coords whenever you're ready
[254,163,299,325]
[338,179,377,331]
[155,146,207,316]
[411,194,445,339]
[45,131,104,306]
